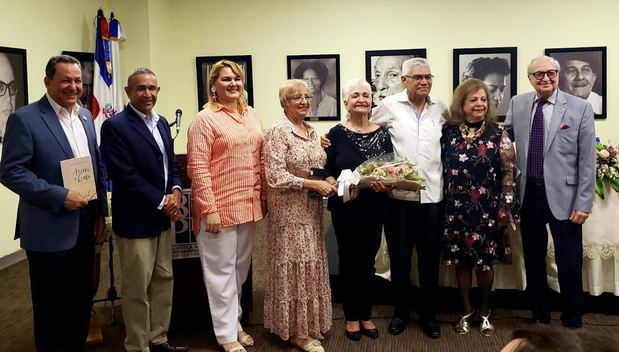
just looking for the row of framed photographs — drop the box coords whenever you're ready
[196,46,607,121]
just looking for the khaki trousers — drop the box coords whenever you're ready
[116,229,174,352]
[196,221,255,344]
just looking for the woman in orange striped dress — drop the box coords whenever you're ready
[187,60,265,352]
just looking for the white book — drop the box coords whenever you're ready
[60,156,97,201]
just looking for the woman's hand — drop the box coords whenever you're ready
[369,181,391,192]
[349,185,359,201]
[320,134,331,148]
[313,180,337,197]
[205,212,222,234]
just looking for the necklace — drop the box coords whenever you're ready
[346,120,371,133]
[459,121,486,148]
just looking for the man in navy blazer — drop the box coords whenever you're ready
[0,55,108,351]
[100,68,187,352]
[505,55,596,328]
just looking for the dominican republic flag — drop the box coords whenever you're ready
[92,9,124,143]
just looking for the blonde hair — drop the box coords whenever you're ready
[278,79,309,108]
[205,60,247,112]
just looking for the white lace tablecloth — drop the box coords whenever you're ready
[371,187,619,295]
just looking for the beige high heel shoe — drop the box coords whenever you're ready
[480,310,495,337]
[454,311,474,335]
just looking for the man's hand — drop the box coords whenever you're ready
[320,134,331,149]
[163,189,182,221]
[205,212,222,234]
[63,190,88,211]
[569,210,589,225]
[95,216,107,244]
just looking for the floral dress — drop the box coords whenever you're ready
[262,117,332,340]
[441,121,518,271]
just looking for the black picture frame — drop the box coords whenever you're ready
[0,45,28,143]
[453,47,517,121]
[195,55,253,111]
[545,46,607,119]
[287,54,340,121]
[62,51,95,113]
[365,48,427,107]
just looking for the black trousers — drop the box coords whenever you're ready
[331,191,385,321]
[383,197,443,322]
[26,204,96,352]
[520,178,584,327]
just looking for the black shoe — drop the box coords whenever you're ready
[345,329,362,341]
[150,342,189,352]
[360,326,380,339]
[388,316,406,335]
[422,320,440,339]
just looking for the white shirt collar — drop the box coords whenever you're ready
[394,89,437,105]
[46,94,80,117]
[535,89,558,105]
[129,104,159,124]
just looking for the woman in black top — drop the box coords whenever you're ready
[325,78,393,341]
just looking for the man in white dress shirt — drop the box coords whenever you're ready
[371,57,449,338]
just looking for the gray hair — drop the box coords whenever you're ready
[402,57,430,76]
[127,68,156,86]
[342,78,372,101]
[527,55,561,74]
[45,55,81,79]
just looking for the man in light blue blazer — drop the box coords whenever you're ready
[0,55,108,350]
[505,55,595,329]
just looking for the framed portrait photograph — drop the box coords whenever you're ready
[545,46,607,119]
[365,48,427,107]
[287,54,340,121]
[195,55,254,111]
[0,46,28,143]
[62,51,94,113]
[453,47,517,120]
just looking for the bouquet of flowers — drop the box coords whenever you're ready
[595,143,619,199]
[355,153,426,191]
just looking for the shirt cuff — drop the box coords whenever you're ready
[157,195,166,210]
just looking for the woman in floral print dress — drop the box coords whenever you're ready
[262,79,337,352]
[441,79,518,337]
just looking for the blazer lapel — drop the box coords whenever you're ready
[38,96,74,159]
[127,108,161,153]
[545,90,568,155]
[519,93,536,161]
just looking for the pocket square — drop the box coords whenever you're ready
[560,124,570,130]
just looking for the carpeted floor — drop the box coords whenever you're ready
[1,219,618,352]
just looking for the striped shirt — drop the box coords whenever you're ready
[187,104,265,232]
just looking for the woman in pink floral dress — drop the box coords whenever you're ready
[263,79,337,352]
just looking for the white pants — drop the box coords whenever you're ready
[196,221,255,344]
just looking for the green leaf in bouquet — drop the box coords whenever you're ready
[374,169,387,177]
[595,177,605,199]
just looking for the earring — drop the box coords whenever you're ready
[211,87,217,102]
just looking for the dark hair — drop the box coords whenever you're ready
[448,78,496,126]
[561,52,599,74]
[45,55,81,79]
[509,325,583,352]
[127,68,156,86]
[462,57,510,81]
[575,330,619,352]
[292,61,329,89]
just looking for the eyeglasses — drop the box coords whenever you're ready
[0,81,17,97]
[289,94,313,103]
[404,74,434,82]
[528,70,558,80]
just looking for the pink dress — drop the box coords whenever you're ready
[262,117,332,340]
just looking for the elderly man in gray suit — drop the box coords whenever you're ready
[505,55,595,329]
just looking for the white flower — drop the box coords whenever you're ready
[599,149,610,159]
[459,154,468,162]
